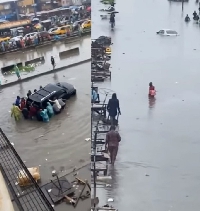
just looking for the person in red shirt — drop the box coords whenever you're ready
[106,125,121,165]
[20,98,26,110]
[29,105,37,119]
[149,82,156,97]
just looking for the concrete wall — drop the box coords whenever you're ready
[0,171,14,211]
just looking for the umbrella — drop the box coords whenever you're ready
[87,6,91,11]
[108,11,119,14]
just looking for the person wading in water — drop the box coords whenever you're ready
[106,125,121,165]
[51,56,55,70]
[107,93,121,125]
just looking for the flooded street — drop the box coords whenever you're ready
[0,62,90,187]
[0,36,90,83]
[93,0,200,210]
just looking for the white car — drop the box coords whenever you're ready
[156,29,178,36]
[48,27,59,35]
[10,36,23,42]
[23,32,38,40]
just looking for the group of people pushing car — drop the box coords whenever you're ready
[11,88,66,122]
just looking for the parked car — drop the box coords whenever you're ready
[39,31,51,41]
[81,20,91,29]
[72,19,87,31]
[9,36,23,45]
[23,32,38,40]
[48,27,59,35]
[156,29,178,36]
[10,36,23,42]
[27,83,76,109]
[0,36,11,42]
[51,25,71,35]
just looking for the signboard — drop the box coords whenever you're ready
[0,20,31,30]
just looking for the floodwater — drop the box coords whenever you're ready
[0,63,90,189]
[93,0,200,210]
[0,36,90,83]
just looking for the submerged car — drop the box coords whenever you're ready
[27,82,76,108]
[156,29,178,36]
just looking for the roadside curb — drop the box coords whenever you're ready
[0,58,91,88]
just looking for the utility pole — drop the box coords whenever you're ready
[32,0,37,17]
[182,0,184,11]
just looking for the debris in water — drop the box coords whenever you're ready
[35,135,44,139]
[107,198,114,202]
[52,170,56,174]
[48,189,52,193]
[62,133,65,135]
[145,174,149,176]
[73,172,78,176]
[45,158,48,161]
[85,138,91,142]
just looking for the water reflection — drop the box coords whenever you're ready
[148,96,156,109]
[106,166,119,201]
[19,82,25,96]
[53,73,59,82]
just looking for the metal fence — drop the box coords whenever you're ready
[0,128,54,211]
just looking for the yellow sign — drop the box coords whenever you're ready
[0,20,31,30]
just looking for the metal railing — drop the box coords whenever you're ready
[0,128,54,211]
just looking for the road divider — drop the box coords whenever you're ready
[0,58,91,88]
[59,47,80,59]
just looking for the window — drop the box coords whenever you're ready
[159,30,164,34]
[166,30,177,35]
[57,90,66,98]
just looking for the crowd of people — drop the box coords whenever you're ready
[11,88,66,123]
[0,8,91,53]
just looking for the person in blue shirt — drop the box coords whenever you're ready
[15,96,21,108]
[46,102,54,118]
[40,109,49,122]
[91,88,98,102]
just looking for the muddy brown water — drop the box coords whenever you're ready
[93,0,200,210]
[0,63,90,194]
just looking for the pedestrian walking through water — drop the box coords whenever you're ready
[11,103,21,121]
[107,93,121,125]
[14,64,21,80]
[51,56,55,70]
[106,125,121,165]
